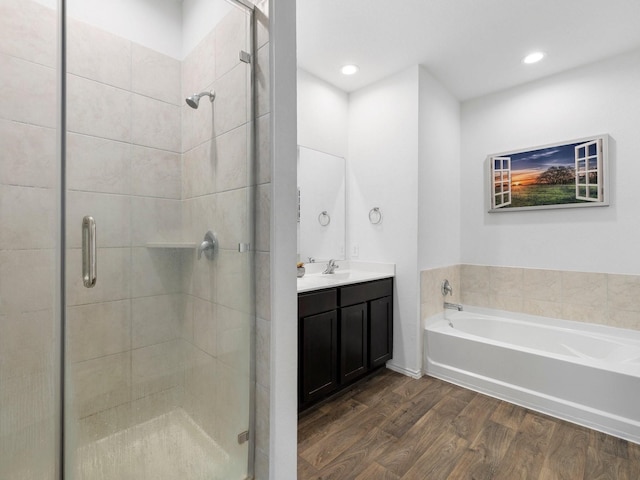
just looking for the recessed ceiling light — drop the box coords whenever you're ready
[523,52,545,64]
[341,64,359,75]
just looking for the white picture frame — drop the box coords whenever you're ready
[487,134,610,212]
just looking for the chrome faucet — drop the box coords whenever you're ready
[444,302,463,311]
[323,259,339,274]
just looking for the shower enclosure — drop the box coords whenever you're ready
[1,0,256,478]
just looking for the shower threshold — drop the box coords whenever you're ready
[75,408,229,479]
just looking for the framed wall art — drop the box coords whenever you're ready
[488,134,610,212]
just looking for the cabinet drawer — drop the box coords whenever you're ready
[298,288,338,317]
[339,278,393,307]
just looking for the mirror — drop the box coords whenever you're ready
[297,146,346,262]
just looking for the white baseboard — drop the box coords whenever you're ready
[386,362,422,379]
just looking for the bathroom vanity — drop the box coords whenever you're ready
[297,263,394,411]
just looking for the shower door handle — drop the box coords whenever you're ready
[82,216,97,288]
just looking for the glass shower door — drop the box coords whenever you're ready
[64,1,255,478]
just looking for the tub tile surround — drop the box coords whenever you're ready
[421,265,461,321]
[422,264,640,332]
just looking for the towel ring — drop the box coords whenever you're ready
[318,211,330,226]
[369,207,382,224]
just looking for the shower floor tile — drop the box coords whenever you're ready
[75,408,229,480]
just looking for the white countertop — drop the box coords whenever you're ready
[297,261,395,293]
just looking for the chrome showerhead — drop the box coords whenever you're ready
[185,91,215,109]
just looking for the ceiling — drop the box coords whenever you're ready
[296,0,640,100]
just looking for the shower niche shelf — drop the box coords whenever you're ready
[145,242,197,249]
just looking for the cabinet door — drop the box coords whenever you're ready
[369,295,393,368]
[300,310,338,406]
[340,303,368,384]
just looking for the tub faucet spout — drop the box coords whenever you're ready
[444,302,463,311]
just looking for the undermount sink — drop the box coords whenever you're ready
[303,271,359,283]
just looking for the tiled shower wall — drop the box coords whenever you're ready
[421,265,640,331]
[176,2,271,478]
[0,1,58,478]
[64,10,186,444]
[180,5,256,473]
[179,3,272,476]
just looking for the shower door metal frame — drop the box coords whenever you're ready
[57,0,68,478]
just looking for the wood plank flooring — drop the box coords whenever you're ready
[297,369,639,480]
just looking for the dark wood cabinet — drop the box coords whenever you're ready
[298,277,393,411]
[339,303,368,383]
[300,310,338,404]
[369,295,393,368]
[298,289,339,405]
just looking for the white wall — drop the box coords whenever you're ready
[348,66,421,375]
[269,0,298,478]
[418,66,461,270]
[297,68,349,157]
[461,49,640,275]
[182,0,233,57]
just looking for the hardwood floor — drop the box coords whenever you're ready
[297,369,640,480]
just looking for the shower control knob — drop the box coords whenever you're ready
[197,231,217,260]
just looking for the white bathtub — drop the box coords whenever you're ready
[424,307,640,444]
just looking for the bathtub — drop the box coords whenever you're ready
[424,307,640,444]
